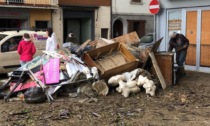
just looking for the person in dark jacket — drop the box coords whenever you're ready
[17,33,36,67]
[168,31,189,67]
[66,32,78,45]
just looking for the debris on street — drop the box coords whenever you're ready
[0,32,175,104]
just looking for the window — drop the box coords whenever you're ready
[128,20,145,38]
[168,10,182,32]
[1,36,22,52]
[167,10,182,45]
[6,0,24,4]
[0,34,7,41]
[130,0,142,4]
[140,34,153,43]
[101,28,108,39]
[35,21,48,30]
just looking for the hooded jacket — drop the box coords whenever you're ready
[168,33,189,53]
[46,32,57,51]
[17,39,36,61]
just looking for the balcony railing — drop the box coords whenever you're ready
[0,0,58,6]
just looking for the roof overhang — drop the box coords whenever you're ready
[0,5,58,9]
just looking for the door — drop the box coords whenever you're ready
[185,9,210,72]
[200,10,210,67]
[0,36,22,73]
[67,20,80,44]
[113,20,123,38]
[185,11,197,66]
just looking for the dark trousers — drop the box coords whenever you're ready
[176,50,187,66]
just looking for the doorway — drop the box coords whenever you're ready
[185,9,210,72]
[64,18,91,44]
[113,20,123,38]
[185,11,197,66]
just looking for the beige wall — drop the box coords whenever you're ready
[112,0,151,15]
[30,9,63,47]
[29,9,51,29]
[95,6,111,39]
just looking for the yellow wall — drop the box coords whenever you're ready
[29,9,51,28]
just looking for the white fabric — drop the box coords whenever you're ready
[169,31,176,38]
[46,33,57,51]
[68,33,72,37]
[63,42,72,48]
[23,38,30,42]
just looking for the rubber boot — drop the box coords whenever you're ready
[178,66,186,77]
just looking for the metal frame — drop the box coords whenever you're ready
[167,7,210,73]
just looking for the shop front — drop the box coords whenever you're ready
[0,8,29,31]
[63,9,95,44]
[156,1,210,73]
[0,8,52,31]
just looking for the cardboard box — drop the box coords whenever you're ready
[83,42,139,79]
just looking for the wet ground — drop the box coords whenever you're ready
[0,70,210,126]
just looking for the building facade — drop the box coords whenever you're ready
[112,0,154,38]
[54,0,111,45]
[156,0,210,73]
[0,0,58,31]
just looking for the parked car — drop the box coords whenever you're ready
[0,30,48,73]
[138,33,154,49]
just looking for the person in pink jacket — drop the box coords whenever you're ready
[17,33,36,66]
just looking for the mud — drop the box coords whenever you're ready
[0,71,210,126]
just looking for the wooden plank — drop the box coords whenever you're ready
[76,39,91,53]
[112,32,140,46]
[149,52,167,89]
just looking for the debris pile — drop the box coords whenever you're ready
[108,68,156,98]
[0,32,168,103]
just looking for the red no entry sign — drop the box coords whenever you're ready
[149,0,160,14]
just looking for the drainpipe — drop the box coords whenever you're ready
[154,14,156,42]
[51,9,53,28]
[110,0,113,39]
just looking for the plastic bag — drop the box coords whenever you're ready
[24,87,46,104]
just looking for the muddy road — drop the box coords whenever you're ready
[0,71,210,126]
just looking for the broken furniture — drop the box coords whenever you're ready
[0,70,28,101]
[0,60,53,102]
[83,42,139,80]
[112,31,140,46]
[0,67,39,101]
[142,37,168,89]
[155,52,174,86]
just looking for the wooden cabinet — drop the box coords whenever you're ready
[155,52,174,86]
